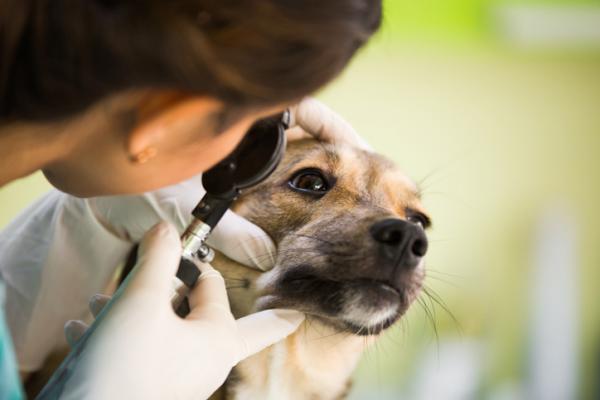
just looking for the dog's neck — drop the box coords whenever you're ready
[211,256,376,400]
[230,321,369,400]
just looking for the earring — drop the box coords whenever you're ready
[130,147,157,164]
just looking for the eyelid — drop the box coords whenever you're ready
[289,167,326,178]
[287,167,334,197]
[406,209,432,229]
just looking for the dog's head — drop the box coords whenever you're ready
[233,139,430,335]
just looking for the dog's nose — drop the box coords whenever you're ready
[370,218,428,268]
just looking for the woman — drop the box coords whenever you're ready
[0,1,381,398]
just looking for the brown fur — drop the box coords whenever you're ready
[209,139,429,399]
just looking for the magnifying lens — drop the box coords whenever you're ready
[173,111,289,316]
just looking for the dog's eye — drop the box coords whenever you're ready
[406,211,431,229]
[288,169,330,196]
[408,215,424,228]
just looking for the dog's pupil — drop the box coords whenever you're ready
[300,174,324,191]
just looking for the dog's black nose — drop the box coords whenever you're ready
[370,218,428,268]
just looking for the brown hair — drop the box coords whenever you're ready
[0,0,381,123]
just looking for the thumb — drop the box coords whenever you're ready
[123,221,182,300]
[290,98,373,151]
[235,309,305,361]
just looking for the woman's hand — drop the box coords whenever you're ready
[288,98,372,151]
[57,222,303,400]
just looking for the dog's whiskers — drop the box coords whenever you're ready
[422,285,463,336]
[426,267,465,279]
[288,233,337,247]
[416,296,440,353]
[424,275,461,288]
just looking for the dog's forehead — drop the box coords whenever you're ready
[335,145,417,191]
[283,140,420,202]
[284,140,418,188]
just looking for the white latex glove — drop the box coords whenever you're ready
[288,98,373,151]
[42,222,304,400]
[90,175,277,271]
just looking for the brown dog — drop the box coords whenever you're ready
[25,137,430,399]
[209,138,431,399]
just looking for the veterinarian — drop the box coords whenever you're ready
[0,1,381,398]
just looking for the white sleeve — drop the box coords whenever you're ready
[0,191,132,372]
[0,174,205,372]
[89,175,203,242]
[0,172,272,372]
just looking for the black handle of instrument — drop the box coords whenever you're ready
[174,258,200,317]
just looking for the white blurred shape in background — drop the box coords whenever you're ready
[494,5,600,49]
[527,204,579,400]
[409,340,484,400]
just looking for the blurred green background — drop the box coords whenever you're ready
[1,0,599,398]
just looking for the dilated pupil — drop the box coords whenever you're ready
[298,174,325,191]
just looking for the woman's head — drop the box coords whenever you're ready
[0,0,381,196]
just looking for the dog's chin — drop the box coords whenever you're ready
[336,281,405,335]
[256,271,419,336]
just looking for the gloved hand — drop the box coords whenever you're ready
[288,97,372,151]
[50,222,304,400]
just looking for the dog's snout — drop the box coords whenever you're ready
[370,218,428,268]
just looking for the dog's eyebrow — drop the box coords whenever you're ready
[285,155,307,169]
[412,179,430,201]
[406,208,432,229]
[316,140,340,169]
[285,143,339,173]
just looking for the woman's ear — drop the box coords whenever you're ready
[127,93,222,163]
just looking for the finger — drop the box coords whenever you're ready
[64,320,89,348]
[206,210,276,271]
[124,221,182,300]
[234,309,305,361]
[289,98,373,151]
[89,294,111,318]
[286,126,312,142]
[186,261,232,320]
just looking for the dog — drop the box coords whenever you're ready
[24,135,431,399]
[207,137,431,399]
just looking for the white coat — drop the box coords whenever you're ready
[0,173,274,373]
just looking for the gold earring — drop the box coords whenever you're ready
[131,147,157,164]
